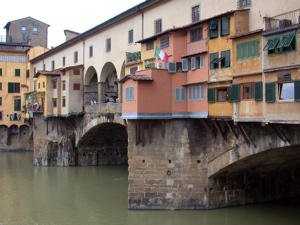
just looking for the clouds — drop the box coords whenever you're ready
[1,0,144,48]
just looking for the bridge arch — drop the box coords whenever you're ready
[84,66,99,105]
[76,121,128,166]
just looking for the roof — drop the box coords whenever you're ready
[119,74,154,83]
[64,29,80,36]
[30,0,164,63]
[228,29,263,39]
[4,16,50,29]
[34,70,61,78]
[137,9,249,43]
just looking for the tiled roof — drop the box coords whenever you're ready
[228,29,263,39]
[119,74,154,83]
[34,70,61,77]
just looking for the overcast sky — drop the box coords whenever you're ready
[1,0,145,48]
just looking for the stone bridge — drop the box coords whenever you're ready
[32,105,300,210]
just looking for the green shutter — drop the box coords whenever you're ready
[221,50,230,68]
[221,17,230,36]
[227,86,232,102]
[210,52,218,69]
[26,69,29,78]
[209,21,218,39]
[14,99,21,111]
[8,83,14,93]
[265,82,275,103]
[254,81,262,101]
[0,68,2,76]
[15,69,20,77]
[231,84,240,102]
[208,88,215,103]
[294,80,300,102]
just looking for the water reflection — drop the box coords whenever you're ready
[0,152,299,225]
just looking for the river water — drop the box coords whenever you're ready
[0,152,299,225]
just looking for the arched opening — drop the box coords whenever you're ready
[77,123,128,166]
[84,66,98,105]
[100,62,118,103]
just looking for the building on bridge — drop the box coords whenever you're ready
[7,0,300,210]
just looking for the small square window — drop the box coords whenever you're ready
[146,41,154,50]
[242,83,254,100]
[217,88,229,102]
[73,83,80,90]
[32,27,38,34]
[175,88,186,102]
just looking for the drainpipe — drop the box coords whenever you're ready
[137,6,144,39]
[82,39,85,112]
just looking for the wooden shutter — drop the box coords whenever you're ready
[209,21,218,39]
[14,99,21,111]
[191,57,196,70]
[231,84,240,102]
[221,17,230,36]
[265,82,275,103]
[254,81,262,101]
[210,52,218,69]
[221,50,230,68]
[199,56,204,68]
[15,69,20,77]
[168,62,176,73]
[26,69,29,78]
[294,80,300,102]
[8,83,14,93]
[0,68,2,76]
[182,59,188,71]
[208,88,215,103]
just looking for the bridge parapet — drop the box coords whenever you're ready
[84,103,121,114]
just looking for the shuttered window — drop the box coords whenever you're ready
[254,81,262,101]
[265,82,275,103]
[182,59,188,71]
[209,20,218,39]
[175,88,186,102]
[15,69,20,77]
[221,50,230,68]
[160,37,169,49]
[26,69,29,78]
[221,17,230,36]
[208,88,215,103]
[14,99,21,111]
[126,86,134,101]
[0,68,2,76]
[168,62,176,73]
[231,84,240,102]
[191,57,196,70]
[8,83,20,93]
[189,86,204,101]
[237,40,260,60]
[210,52,219,69]
[295,80,300,102]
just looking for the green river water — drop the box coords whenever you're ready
[0,152,299,225]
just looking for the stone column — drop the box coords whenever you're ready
[98,82,107,103]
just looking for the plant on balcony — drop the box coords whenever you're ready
[145,61,156,69]
[127,51,141,62]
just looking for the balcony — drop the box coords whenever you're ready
[126,51,141,64]
[0,35,12,43]
[264,9,300,33]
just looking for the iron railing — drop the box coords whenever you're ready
[264,9,300,32]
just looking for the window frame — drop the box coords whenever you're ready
[73,83,80,90]
[154,18,162,34]
[52,98,57,108]
[237,39,260,60]
[216,87,229,102]
[126,86,134,101]
[146,41,154,51]
[264,32,296,55]
[277,81,295,101]
[175,88,186,102]
[160,37,169,49]
[74,51,78,63]
[128,29,134,44]
[241,83,254,100]
[62,96,66,107]
[32,27,38,35]
[188,85,205,101]
[221,50,230,68]
[209,20,218,39]
[89,45,93,58]
[191,5,200,22]
[190,27,203,42]
[106,38,111,52]
[221,17,230,36]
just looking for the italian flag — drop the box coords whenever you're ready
[155,46,168,62]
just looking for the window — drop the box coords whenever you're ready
[190,27,203,42]
[74,51,78,63]
[160,37,169,49]
[32,27,38,34]
[126,86,134,101]
[192,5,200,22]
[155,19,162,34]
[221,17,230,36]
[128,29,134,44]
[209,20,218,39]
[263,32,296,54]
[208,88,215,103]
[73,69,80,75]
[106,38,111,52]
[53,98,57,107]
[278,82,294,100]
[0,97,2,105]
[189,86,204,101]
[21,26,26,33]
[43,82,45,88]
[62,97,66,107]
[217,87,229,102]
[0,68,2,76]
[221,50,230,68]
[265,82,275,103]
[62,81,66,91]
[146,41,154,50]
[8,83,20,93]
[242,83,254,100]
[130,67,138,75]
[18,56,26,63]
[26,69,29,78]
[73,83,80,90]
[237,40,260,60]
[15,69,20,77]
[43,64,46,70]
[0,112,2,120]
[239,0,251,8]
[52,60,55,70]
[62,56,66,66]
[89,46,93,58]
[209,52,220,69]
[52,80,57,89]
[0,82,2,90]
[175,88,186,102]
[0,55,4,62]
[14,99,21,111]
[199,56,204,68]
[7,55,15,62]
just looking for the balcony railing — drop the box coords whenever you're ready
[264,9,300,32]
[0,35,12,43]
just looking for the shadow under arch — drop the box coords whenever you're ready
[99,62,118,103]
[84,66,98,105]
[76,122,128,166]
